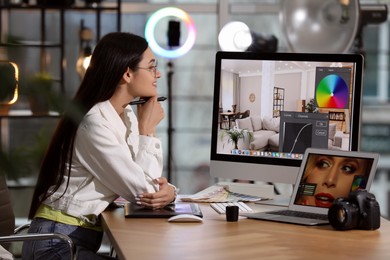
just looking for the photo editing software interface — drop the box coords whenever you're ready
[215,54,362,163]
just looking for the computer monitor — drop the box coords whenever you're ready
[210,51,364,185]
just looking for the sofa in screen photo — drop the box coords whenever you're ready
[327,123,343,150]
[235,116,280,151]
[235,116,343,151]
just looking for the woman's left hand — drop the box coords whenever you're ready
[136,177,176,209]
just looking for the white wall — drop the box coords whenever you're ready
[221,70,234,111]
[275,72,302,111]
[239,75,261,115]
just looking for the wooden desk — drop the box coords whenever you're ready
[102,203,390,260]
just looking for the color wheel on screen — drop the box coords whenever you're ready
[315,74,349,108]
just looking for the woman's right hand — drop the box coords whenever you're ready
[137,96,165,136]
[136,177,176,209]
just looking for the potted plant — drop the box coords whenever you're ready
[305,98,319,113]
[0,126,51,181]
[25,72,53,115]
[220,127,253,150]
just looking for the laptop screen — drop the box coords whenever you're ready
[291,148,378,213]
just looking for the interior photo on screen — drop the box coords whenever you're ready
[216,56,357,159]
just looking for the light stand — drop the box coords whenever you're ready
[166,20,180,182]
[352,4,388,58]
[166,61,174,182]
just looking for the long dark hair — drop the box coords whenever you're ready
[28,32,148,219]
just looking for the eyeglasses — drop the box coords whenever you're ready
[136,60,159,77]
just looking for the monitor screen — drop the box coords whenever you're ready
[210,51,364,185]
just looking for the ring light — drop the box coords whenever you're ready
[145,7,196,59]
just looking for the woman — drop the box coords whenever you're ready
[295,154,371,208]
[22,32,176,259]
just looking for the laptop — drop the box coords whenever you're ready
[241,148,379,226]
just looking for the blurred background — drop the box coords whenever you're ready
[1,0,390,224]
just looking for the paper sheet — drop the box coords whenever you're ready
[180,184,262,203]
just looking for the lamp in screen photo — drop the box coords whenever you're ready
[218,21,278,53]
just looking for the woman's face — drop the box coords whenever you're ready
[129,47,161,98]
[300,156,367,208]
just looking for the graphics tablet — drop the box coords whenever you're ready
[124,202,203,218]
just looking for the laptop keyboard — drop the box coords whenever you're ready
[210,201,254,214]
[267,210,328,221]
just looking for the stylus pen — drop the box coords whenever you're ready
[129,96,167,105]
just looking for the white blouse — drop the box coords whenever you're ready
[44,100,163,223]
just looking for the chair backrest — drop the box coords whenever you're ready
[242,110,250,118]
[234,110,250,120]
[0,176,15,250]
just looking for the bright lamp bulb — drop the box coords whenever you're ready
[218,21,252,51]
[76,54,91,78]
[234,30,252,50]
[82,55,91,70]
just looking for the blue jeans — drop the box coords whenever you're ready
[22,218,113,260]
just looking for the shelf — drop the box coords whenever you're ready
[0,1,121,94]
[273,87,284,118]
[0,109,60,118]
[0,3,120,11]
[0,41,62,48]
[328,111,345,121]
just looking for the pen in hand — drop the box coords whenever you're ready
[129,96,167,105]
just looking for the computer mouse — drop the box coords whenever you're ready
[167,214,203,223]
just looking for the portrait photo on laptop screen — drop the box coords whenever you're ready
[294,153,375,208]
